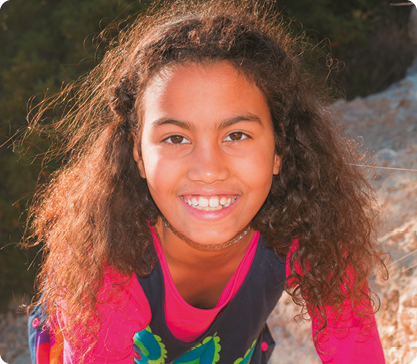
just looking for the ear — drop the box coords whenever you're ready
[132,134,146,179]
[273,153,281,175]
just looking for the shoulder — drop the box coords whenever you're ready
[54,267,151,362]
[89,268,151,360]
[97,266,152,326]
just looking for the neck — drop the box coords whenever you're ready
[161,216,251,251]
[154,219,255,270]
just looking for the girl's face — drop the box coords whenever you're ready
[133,62,280,246]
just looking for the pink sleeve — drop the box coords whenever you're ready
[286,239,385,364]
[58,268,151,363]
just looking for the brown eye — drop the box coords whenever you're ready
[225,132,247,142]
[165,135,190,144]
[170,135,184,143]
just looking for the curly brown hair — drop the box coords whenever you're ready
[23,0,386,358]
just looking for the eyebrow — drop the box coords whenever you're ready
[152,118,193,130]
[218,114,263,129]
[151,113,263,131]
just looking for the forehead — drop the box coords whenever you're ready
[140,62,271,129]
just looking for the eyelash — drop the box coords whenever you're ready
[162,131,250,145]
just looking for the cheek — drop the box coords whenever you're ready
[139,143,161,186]
[237,151,275,194]
[141,148,182,198]
[251,169,274,197]
[142,157,163,189]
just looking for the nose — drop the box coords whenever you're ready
[186,143,230,184]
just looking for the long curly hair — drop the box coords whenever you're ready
[23,0,386,358]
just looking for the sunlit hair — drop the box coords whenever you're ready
[23,0,386,358]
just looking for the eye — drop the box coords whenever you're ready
[224,132,249,142]
[163,135,191,144]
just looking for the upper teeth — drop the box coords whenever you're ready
[183,196,237,210]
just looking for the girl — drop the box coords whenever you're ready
[25,1,386,363]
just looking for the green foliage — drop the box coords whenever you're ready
[275,0,415,98]
[0,0,150,310]
[0,0,414,309]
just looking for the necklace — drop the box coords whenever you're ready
[161,216,251,251]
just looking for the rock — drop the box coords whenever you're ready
[269,47,417,362]
[376,148,398,165]
[0,311,30,364]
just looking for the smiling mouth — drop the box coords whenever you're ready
[181,195,238,211]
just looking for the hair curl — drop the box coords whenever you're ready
[23,0,386,358]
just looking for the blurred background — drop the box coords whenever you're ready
[0,0,416,363]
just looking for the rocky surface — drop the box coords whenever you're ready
[0,309,30,364]
[268,58,417,364]
[1,30,417,364]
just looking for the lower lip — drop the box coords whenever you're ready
[180,197,240,221]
